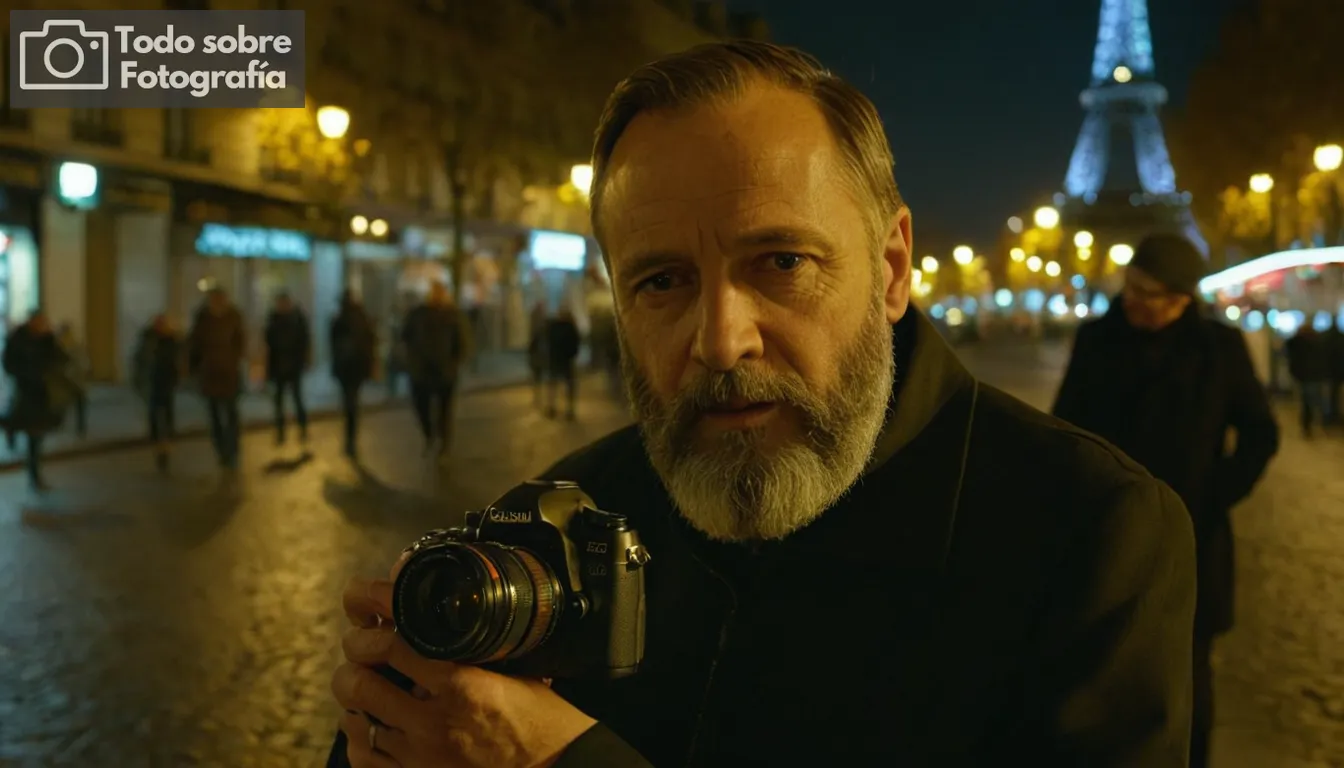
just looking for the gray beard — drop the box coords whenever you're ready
[622,286,895,543]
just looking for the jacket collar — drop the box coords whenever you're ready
[864,306,976,475]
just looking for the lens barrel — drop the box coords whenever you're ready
[392,541,563,663]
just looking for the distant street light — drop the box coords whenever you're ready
[1009,247,1025,262]
[1109,243,1134,265]
[921,255,939,273]
[350,215,369,235]
[570,164,594,196]
[1026,255,1043,273]
[1033,206,1060,230]
[316,106,350,139]
[1112,66,1133,83]
[369,218,389,237]
[1073,230,1094,248]
[1249,173,1275,194]
[953,245,974,265]
[1314,144,1343,173]
[1044,260,1062,277]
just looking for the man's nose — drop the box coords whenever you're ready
[692,280,764,372]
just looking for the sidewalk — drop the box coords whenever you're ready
[0,350,537,472]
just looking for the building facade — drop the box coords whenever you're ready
[0,0,768,384]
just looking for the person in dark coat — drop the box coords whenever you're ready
[401,281,472,457]
[330,290,376,458]
[546,306,581,420]
[189,288,246,469]
[327,41,1197,768]
[1284,324,1332,436]
[2,311,74,490]
[527,300,549,407]
[133,313,183,472]
[265,292,311,445]
[1327,320,1344,425]
[1053,233,1279,768]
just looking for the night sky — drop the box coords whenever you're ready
[724,0,1244,251]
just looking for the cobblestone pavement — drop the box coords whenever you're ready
[0,375,630,768]
[3,342,1341,767]
[959,341,1344,768]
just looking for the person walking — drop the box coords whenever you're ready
[264,292,311,446]
[546,306,581,420]
[189,288,246,469]
[330,290,376,459]
[402,281,472,457]
[133,313,183,472]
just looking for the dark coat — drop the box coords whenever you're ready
[189,305,246,399]
[1284,328,1332,383]
[132,327,182,398]
[1053,302,1278,636]
[2,325,75,435]
[265,308,311,382]
[401,304,471,383]
[546,317,581,370]
[330,304,376,384]
[328,309,1197,767]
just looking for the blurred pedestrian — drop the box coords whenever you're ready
[527,299,548,407]
[265,292,311,446]
[133,313,183,472]
[1284,324,1332,437]
[546,306,581,420]
[55,321,88,438]
[189,288,246,469]
[402,281,472,457]
[330,290,376,459]
[1052,232,1280,768]
[2,311,76,491]
[1325,320,1344,426]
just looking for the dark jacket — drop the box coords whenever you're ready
[265,308,311,382]
[401,303,472,383]
[2,325,75,434]
[189,305,246,399]
[132,327,182,398]
[546,317,581,370]
[328,309,1197,767]
[1053,302,1278,636]
[1284,328,1331,383]
[330,304,376,383]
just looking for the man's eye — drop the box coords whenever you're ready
[636,272,676,293]
[768,253,806,271]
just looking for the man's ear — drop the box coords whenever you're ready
[879,207,913,323]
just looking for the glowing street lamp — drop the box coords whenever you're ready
[1077,247,1092,261]
[1026,255,1043,273]
[953,245,974,265]
[316,106,350,139]
[1073,230,1094,248]
[1044,260,1062,277]
[1315,144,1343,173]
[1249,173,1274,194]
[350,215,369,235]
[921,255,939,273]
[1033,206,1060,230]
[369,218,389,237]
[1109,243,1134,265]
[1112,66,1133,84]
[1009,247,1025,262]
[570,164,594,196]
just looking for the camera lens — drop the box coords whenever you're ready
[392,541,563,663]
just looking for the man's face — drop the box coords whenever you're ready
[28,313,50,335]
[1121,267,1191,331]
[600,83,912,543]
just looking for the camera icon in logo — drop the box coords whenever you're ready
[18,20,110,91]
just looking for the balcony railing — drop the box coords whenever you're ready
[71,121,124,146]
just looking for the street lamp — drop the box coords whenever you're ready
[1009,247,1025,262]
[920,255,939,273]
[350,215,369,235]
[369,218,389,237]
[1315,144,1343,173]
[1249,173,1274,194]
[570,164,593,196]
[1033,206,1060,230]
[953,245,974,265]
[1113,65,1132,83]
[1073,230,1094,248]
[1044,260,1061,277]
[1109,243,1134,265]
[1026,255,1043,273]
[316,106,350,140]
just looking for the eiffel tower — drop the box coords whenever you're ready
[1060,0,1207,255]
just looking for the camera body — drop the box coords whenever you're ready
[392,480,650,680]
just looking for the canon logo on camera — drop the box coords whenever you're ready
[487,510,533,524]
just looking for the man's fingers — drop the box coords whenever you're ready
[330,663,420,731]
[342,627,462,695]
[338,711,407,768]
[342,578,394,628]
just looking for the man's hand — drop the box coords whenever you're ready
[333,577,597,768]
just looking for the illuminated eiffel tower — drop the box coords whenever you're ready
[1060,0,1207,255]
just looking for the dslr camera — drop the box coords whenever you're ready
[392,480,650,680]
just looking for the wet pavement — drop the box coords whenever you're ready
[1,343,1341,767]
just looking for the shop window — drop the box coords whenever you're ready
[71,108,123,146]
[164,108,210,164]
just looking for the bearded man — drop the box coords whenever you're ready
[328,41,1196,768]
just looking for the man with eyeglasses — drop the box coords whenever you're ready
[1052,232,1280,768]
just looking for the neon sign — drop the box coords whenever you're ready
[194,223,311,261]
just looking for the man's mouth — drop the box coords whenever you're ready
[705,398,776,414]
